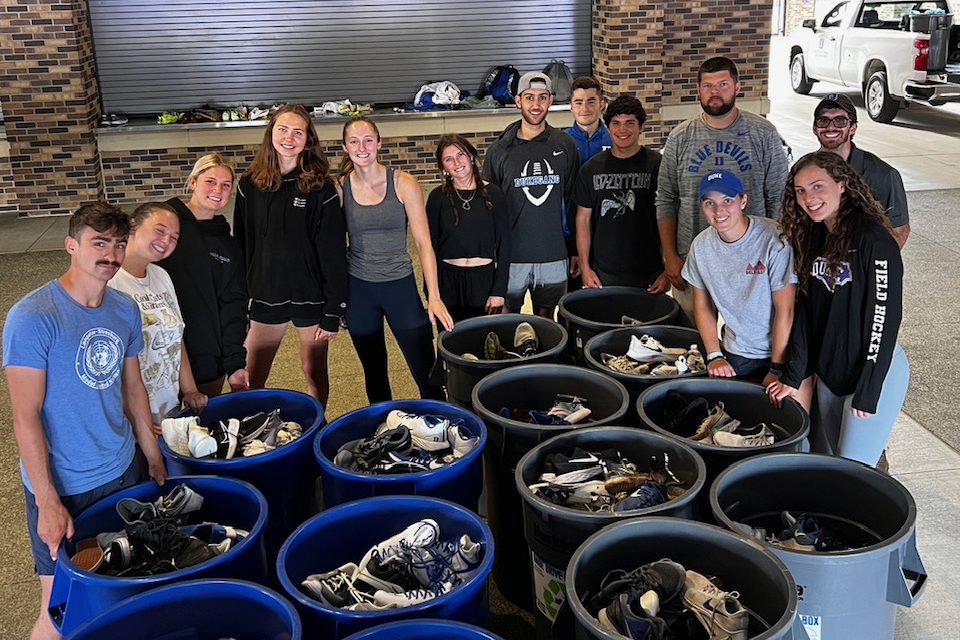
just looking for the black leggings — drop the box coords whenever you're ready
[346,274,443,402]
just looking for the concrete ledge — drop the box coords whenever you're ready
[0,140,9,158]
[96,109,574,152]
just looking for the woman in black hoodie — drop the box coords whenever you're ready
[234,105,349,406]
[161,153,249,397]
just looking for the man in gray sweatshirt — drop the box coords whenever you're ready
[484,71,580,317]
[654,56,788,321]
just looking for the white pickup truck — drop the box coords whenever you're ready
[788,0,960,122]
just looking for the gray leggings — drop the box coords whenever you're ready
[812,344,910,467]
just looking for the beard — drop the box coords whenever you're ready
[701,95,736,117]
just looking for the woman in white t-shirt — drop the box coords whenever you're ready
[108,202,207,428]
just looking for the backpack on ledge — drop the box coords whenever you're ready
[543,59,574,103]
[478,65,520,105]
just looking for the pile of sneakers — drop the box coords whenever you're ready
[587,558,753,640]
[528,448,686,513]
[157,104,277,125]
[313,99,374,118]
[602,335,705,377]
[660,391,777,448]
[301,519,484,610]
[333,410,479,474]
[162,409,303,459]
[462,321,539,361]
[498,393,592,425]
[731,511,878,553]
[70,485,247,577]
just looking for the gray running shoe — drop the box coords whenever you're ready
[682,570,749,640]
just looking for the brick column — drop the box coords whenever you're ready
[592,0,772,146]
[0,0,102,216]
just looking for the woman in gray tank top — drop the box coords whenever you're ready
[339,117,453,402]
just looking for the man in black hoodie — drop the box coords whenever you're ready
[483,71,580,317]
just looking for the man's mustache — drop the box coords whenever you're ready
[97,260,121,268]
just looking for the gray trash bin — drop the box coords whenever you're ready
[566,517,807,640]
[711,453,927,640]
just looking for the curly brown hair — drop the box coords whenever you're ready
[246,105,330,194]
[780,151,892,292]
[434,134,492,224]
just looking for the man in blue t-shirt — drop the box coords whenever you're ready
[3,202,167,640]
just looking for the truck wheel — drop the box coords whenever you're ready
[790,53,814,94]
[865,71,899,123]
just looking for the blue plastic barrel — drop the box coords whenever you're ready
[277,495,494,640]
[64,579,300,640]
[49,476,268,637]
[315,400,486,511]
[161,388,324,553]
[344,618,504,640]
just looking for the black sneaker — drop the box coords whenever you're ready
[238,409,282,443]
[660,397,710,437]
[588,558,686,614]
[599,589,669,639]
[333,426,413,472]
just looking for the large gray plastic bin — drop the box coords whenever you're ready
[711,453,927,640]
[565,517,808,640]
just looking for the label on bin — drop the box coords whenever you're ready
[531,551,566,623]
[800,614,822,640]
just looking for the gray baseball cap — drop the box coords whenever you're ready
[517,71,553,95]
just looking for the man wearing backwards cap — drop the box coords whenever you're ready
[682,170,798,392]
[483,71,580,317]
[812,93,910,247]
[655,56,789,323]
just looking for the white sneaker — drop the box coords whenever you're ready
[649,355,689,377]
[385,411,451,452]
[350,584,449,611]
[447,425,479,459]
[355,519,440,574]
[713,423,776,448]
[626,335,687,363]
[161,417,194,456]
[187,423,217,458]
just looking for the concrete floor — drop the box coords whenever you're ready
[0,38,959,638]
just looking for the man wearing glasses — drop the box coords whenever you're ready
[813,94,910,247]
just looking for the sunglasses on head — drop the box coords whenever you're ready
[815,115,852,128]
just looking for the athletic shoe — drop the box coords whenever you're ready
[621,315,644,326]
[376,449,440,473]
[690,403,738,443]
[238,409,283,444]
[685,346,706,372]
[589,558,687,613]
[598,589,667,639]
[212,418,240,459]
[334,426,413,471]
[484,331,520,360]
[648,355,689,377]
[109,113,128,125]
[364,519,440,568]
[156,485,204,518]
[351,584,449,611]
[447,424,479,459]
[712,422,775,448]
[187,424,218,458]
[161,416,194,456]
[661,396,710,438]
[514,322,539,357]
[180,522,247,544]
[547,394,592,424]
[602,353,652,375]
[649,453,682,487]
[241,439,276,457]
[565,480,613,510]
[682,570,749,640]
[626,335,686,363]
[544,447,636,477]
[248,106,270,120]
[385,410,452,452]
[302,562,370,608]
[462,352,480,361]
[613,480,668,512]
[769,511,823,552]
[275,421,303,446]
[156,112,180,125]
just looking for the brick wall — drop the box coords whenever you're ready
[1,0,103,216]
[3,0,775,215]
[100,132,503,206]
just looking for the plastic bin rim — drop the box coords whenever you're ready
[314,399,488,481]
[344,618,504,639]
[437,312,569,364]
[161,389,325,467]
[276,495,495,618]
[583,325,710,382]
[709,451,920,556]
[470,363,631,429]
[636,379,810,451]
[564,516,798,639]
[514,426,708,520]
[558,286,680,331]
[55,475,269,583]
